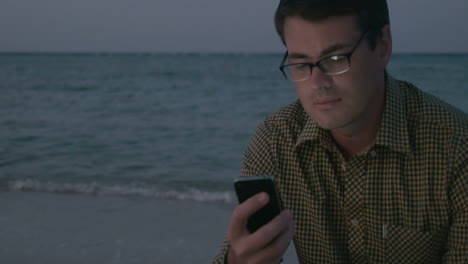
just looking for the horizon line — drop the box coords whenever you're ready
[1,51,467,56]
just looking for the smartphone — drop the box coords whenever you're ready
[234,175,282,233]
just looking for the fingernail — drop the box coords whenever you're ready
[258,192,268,203]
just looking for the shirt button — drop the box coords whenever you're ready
[370,150,377,157]
[341,163,346,171]
[351,219,360,227]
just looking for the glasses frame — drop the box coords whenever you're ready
[279,31,369,82]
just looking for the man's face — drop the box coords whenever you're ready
[283,15,389,131]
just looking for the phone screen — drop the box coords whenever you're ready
[234,175,282,233]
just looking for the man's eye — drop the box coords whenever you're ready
[292,64,308,70]
[328,55,347,62]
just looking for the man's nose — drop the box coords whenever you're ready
[305,66,332,91]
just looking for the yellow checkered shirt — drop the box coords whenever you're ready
[212,74,468,263]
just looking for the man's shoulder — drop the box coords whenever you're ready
[261,100,308,135]
[400,79,468,135]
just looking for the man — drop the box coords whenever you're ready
[213,0,468,263]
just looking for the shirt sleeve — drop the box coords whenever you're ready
[241,120,277,177]
[443,135,468,263]
[211,239,230,264]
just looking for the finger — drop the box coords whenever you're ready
[250,210,292,247]
[228,192,270,240]
[237,210,292,254]
[249,213,294,263]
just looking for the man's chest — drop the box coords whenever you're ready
[274,145,450,263]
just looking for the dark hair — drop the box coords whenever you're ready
[274,0,390,49]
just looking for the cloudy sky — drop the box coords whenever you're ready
[1,0,467,53]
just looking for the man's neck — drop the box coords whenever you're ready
[331,119,380,159]
[331,86,386,159]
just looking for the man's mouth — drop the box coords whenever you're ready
[314,98,342,111]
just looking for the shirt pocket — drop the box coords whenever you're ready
[385,224,447,264]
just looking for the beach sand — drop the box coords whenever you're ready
[0,191,298,263]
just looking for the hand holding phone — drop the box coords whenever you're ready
[228,175,292,263]
[234,175,282,233]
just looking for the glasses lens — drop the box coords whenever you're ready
[282,64,310,82]
[320,55,350,75]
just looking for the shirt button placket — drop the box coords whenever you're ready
[345,156,367,263]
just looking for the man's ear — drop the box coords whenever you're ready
[378,25,393,69]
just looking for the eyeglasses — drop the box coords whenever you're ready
[279,31,369,82]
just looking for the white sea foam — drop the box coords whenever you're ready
[8,179,236,204]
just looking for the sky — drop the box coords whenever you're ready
[1,0,467,53]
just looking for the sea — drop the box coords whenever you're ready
[1,53,467,204]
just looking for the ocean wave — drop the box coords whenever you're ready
[7,179,236,204]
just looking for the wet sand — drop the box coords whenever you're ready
[0,191,298,263]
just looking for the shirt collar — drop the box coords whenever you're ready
[295,72,411,155]
[295,110,335,150]
[374,72,412,155]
